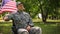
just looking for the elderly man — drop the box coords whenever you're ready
[3,2,42,34]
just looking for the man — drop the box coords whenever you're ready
[3,2,42,34]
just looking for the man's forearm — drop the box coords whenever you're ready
[3,14,10,21]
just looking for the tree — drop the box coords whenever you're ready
[38,0,50,22]
[38,0,60,23]
[17,0,40,18]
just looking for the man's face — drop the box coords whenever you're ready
[17,4,24,11]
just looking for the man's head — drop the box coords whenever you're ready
[16,2,25,11]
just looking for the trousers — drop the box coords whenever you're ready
[17,27,42,34]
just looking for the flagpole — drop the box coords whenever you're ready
[0,0,2,8]
[0,0,2,14]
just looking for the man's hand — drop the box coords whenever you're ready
[3,14,10,21]
[3,16,8,21]
[26,25,31,31]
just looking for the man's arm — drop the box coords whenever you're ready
[3,14,13,21]
[28,14,34,27]
[23,12,34,27]
[28,17,34,27]
[26,14,34,31]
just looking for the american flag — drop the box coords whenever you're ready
[0,0,17,14]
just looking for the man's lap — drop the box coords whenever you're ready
[17,27,42,34]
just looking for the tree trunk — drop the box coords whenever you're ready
[39,4,48,23]
[38,0,48,23]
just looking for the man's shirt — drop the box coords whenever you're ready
[7,11,34,29]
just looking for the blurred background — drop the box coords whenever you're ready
[0,0,60,34]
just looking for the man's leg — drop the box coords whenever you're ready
[29,27,42,34]
[12,26,17,34]
[17,28,29,34]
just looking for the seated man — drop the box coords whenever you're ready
[3,2,42,34]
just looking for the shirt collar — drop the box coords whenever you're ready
[18,10,23,14]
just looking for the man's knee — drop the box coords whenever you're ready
[35,27,42,34]
[18,29,29,34]
[31,27,42,30]
[31,27,42,34]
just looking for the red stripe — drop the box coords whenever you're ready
[5,5,16,7]
[2,9,17,12]
[3,6,16,8]
[5,3,16,6]
[2,1,16,8]
[2,8,17,10]
[2,7,17,9]
[6,1,16,5]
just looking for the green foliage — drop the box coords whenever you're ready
[16,0,40,18]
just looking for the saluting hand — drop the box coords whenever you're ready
[3,14,10,21]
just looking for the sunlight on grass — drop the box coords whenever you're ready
[47,19,60,22]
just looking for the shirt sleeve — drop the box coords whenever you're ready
[7,14,13,20]
[28,17,34,27]
[4,14,13,21]
[27,14,34,27]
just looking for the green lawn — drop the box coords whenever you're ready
[0,22,60,34]
[34,22,60,34]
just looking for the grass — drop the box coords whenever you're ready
[1,18,60,22]
[33,19,60,23]
[46,19,60,23]
[34,22,60,34]
[0,22,12,34]
[0,22,60,34]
